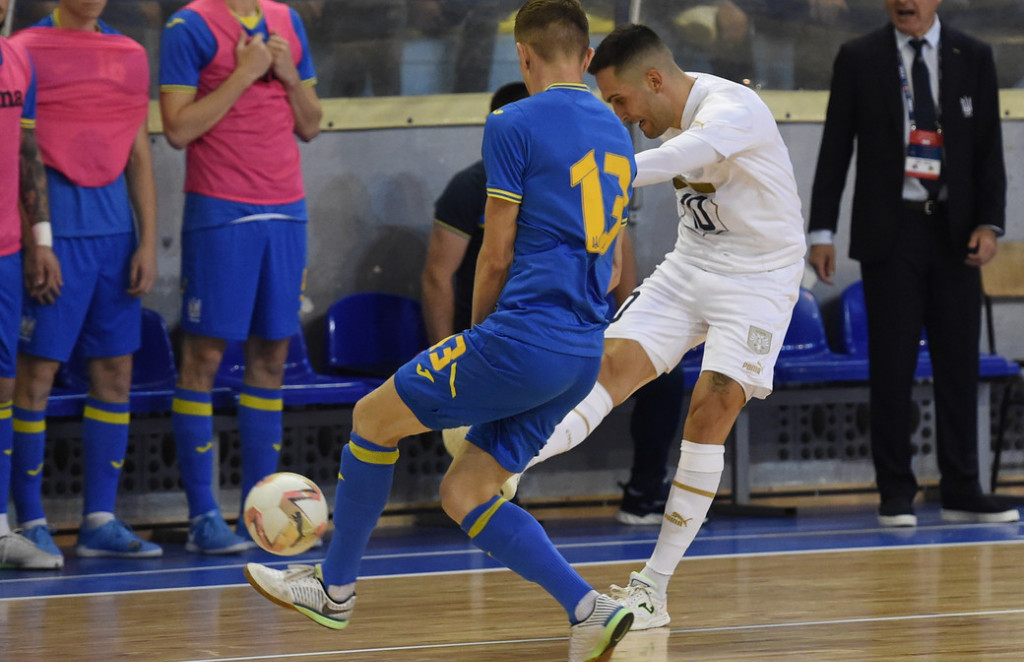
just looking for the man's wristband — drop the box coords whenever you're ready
[32,222,52,248]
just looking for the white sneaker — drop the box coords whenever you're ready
[444,426,521,500]
[568,593,633,662]
[0,531,64,570]
[609,572,670,630]
[244,563,355,630]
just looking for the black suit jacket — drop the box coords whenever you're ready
[809,22,1006,263]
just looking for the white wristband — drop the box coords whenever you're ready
[32,222,52,248]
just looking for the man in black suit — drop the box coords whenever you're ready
[807,0,1018,527]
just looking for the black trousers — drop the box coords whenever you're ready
[860,206,982,505]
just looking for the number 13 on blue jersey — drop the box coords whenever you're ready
[571,149,631,255]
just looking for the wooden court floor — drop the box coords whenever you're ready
[4,511,1024,661]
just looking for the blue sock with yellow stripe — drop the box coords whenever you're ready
[0,400,12,521]
[321,432,398,587]
[461,495,592,622]
[11,407,47,524]
[173,387,218,519]
[238,384,283,510]
[81,397,130,516]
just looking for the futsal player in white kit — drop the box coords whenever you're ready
[530,24,807,629]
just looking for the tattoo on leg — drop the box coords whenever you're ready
[708,372,735,393]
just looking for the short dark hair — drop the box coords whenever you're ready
[514,0,590,63]
[588,24,666,76]
[490,82,529,112]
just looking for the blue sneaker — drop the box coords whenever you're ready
[76,520,163,558]
[23,524,63,557]
[188,510,253,555]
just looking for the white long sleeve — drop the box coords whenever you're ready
[634,132,722,187]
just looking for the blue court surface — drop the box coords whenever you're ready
[2,502,1022,601]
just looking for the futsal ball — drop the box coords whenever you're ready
[243,472,329,555]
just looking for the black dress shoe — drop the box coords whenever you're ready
[941,493,1021,523]
[878,500,916,527]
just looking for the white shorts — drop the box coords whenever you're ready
[606,256,804,400]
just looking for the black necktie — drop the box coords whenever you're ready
[909,38,942,198]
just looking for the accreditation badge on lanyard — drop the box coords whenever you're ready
[906,129,943,180]
[898,56,943,181]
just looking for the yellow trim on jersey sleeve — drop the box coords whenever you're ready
[239,392,284,412]
[20,119,36,130]
[84,406,131,425]
[160,84,198,94]
[302,77,318,88]
[433,219,472,240]
[486,188,522,204]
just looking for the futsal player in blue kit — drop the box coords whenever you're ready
[9,0,159,561]
[245,2,634,659]
[159,0,322,554]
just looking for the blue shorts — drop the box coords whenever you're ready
[394,326,601,473]
[180,220,306,341]
[0,252,23,377]
[20,233,141,362]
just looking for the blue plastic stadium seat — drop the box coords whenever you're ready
[839,280,932,379]
[46,385,87,418]
[325,292,429,379]
[838,280,1018,380]
[773,288,870,383]
[54,308,202,414]
[55,308,240,414]
[215,325,376,407]
[680,344,704,388]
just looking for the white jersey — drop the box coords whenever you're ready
[636,73,806,274]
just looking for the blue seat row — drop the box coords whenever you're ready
[47,292,431,417]
[680,281,1019,389]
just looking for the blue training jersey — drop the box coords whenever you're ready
[482,83,635,357]
[33,15,133,238]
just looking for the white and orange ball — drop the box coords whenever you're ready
[243,472,328,555]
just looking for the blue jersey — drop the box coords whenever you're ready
[33,16,133,238]
[482,83,635,357]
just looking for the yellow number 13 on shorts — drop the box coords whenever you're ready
[570,150,631,255]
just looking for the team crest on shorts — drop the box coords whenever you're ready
[747,326,772,355]
[19,315,35,342]
[187,297,202,323]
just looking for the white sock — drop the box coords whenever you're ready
[0,514,10,536]
[526,382,613,470]
[327,582,355,603]
[20,517,47,530]
[646,440,724,595]
[83,511,115,530]
[639,564,672,600]
[573,590,599,623]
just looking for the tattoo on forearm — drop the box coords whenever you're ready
[19,130,50,225]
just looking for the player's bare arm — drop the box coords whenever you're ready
[471,197,518,326]
[18,127,61,304]
[124,120,158,297]
[267,31,321,141]
[160,31,272,148]
[422,224,470,343]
